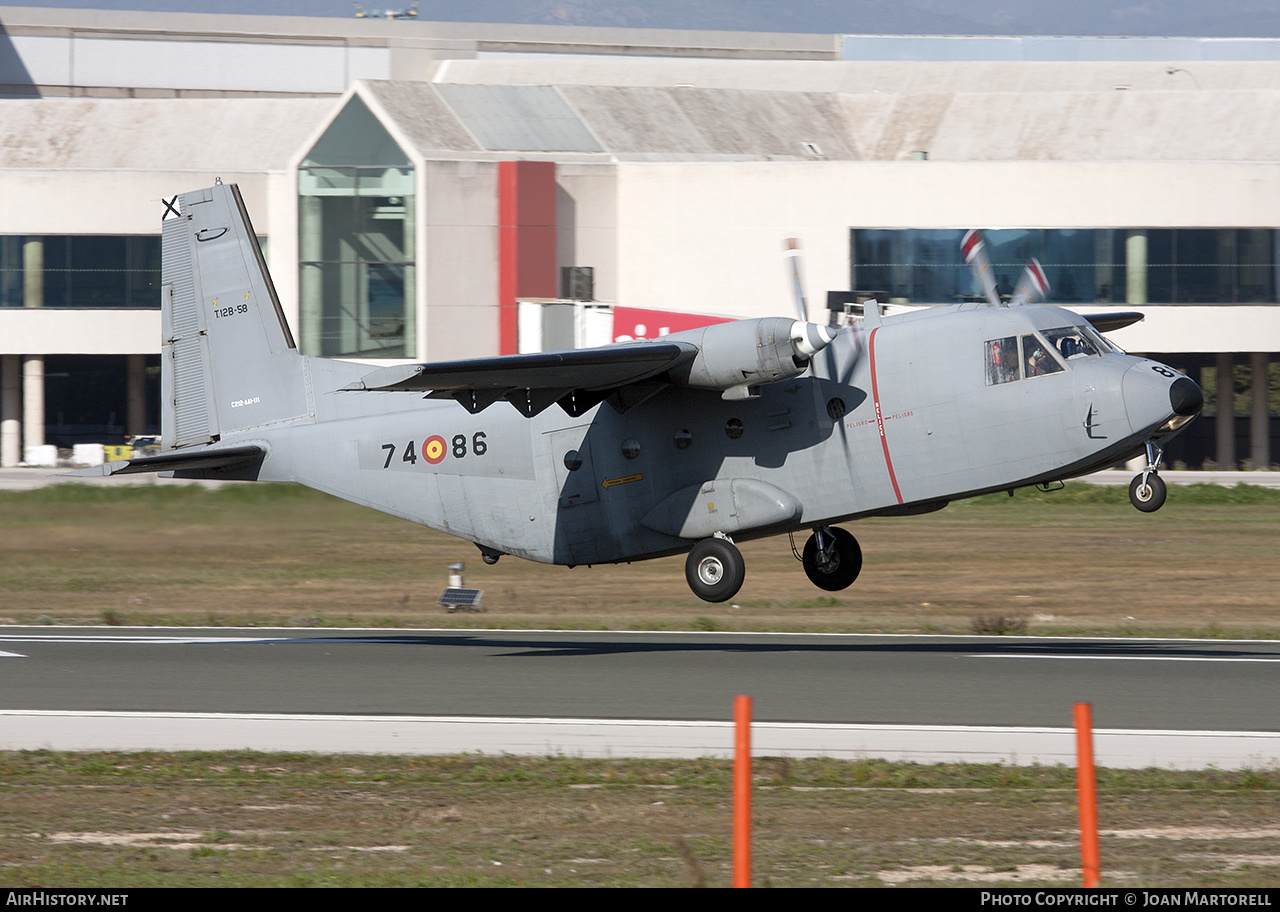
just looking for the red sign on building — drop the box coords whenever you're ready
[611,306,735,343]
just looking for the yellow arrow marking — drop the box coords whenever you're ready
[601,473,642,489]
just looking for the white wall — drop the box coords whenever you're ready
[0,170,276,234]
[0,308,158,355]
[556,163,619,304]
[612,160,1280,350]
[1080,306,1280,354]
[420,160,499,361]
[0,169,301,351]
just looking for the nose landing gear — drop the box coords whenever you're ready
[799,525,863,591]
[1128,440,1168,512]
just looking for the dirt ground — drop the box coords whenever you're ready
[2,753,1278,888]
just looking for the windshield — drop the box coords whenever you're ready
[1080,323,1124,354]
[1043,326,1100,361]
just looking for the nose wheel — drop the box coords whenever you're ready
[801,526,863,591]
[1129,441,1168,512]
[685,536,746,603]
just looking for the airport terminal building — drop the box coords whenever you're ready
[1,4,1277,470]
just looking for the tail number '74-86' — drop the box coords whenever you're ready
[381,433,488,468]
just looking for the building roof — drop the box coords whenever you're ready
[0,96,333,170]
[357,65,1280,163]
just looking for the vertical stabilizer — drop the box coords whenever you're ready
[160,183,311,450]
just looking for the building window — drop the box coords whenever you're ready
[851,228,1278,306]
[0,236,160,308]
[298,94,415,358]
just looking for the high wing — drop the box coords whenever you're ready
[341,316,839,417]
[1081,312,1145,333]
[342,339,699,417]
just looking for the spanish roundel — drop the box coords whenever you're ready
[423,435,447,464]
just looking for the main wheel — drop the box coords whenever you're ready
[802,527,863,591]
[1128,474,1167,512]
[685,538,746,603]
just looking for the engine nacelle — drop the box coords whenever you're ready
[665,317,838,398]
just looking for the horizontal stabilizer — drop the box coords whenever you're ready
[63,444,265,477]
[1082,312,1144,333]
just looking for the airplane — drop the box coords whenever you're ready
[353,2,419,19]
[72,182,1204,603]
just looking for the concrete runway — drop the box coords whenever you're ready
[2,627,1277,769]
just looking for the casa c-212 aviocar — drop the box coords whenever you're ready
[74,183,1204,602]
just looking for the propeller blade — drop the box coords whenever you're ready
[783,238,809,323]
[961,229,1002,307]
[1009,258,1050,307]
[826,323,866,394]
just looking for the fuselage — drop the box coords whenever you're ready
[242,303,1197,566]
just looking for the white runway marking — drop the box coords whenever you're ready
[0,635,293,645]
[971,654,1280,663]
[0,651,25,657]
[1,710,1277,770]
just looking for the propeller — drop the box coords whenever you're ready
[783,238,810,323]
[782,237,865,396]
[1008,258,1050,307]
[961,229,1002,307]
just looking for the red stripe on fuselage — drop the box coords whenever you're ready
[867,327,904,505]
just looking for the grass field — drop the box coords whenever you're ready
[1,481,1278,637]
[2,752,1278,888]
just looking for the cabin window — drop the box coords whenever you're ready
[986,337,1020,385]
[1021,334,1065,378]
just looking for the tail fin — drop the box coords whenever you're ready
[160,182,311,449]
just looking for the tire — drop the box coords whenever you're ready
[802,527,863,591]
[1128,474,1167,513]
[685,538,746,603]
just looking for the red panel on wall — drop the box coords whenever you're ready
[498,161,557,354]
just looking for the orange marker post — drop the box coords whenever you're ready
[1075,701,1101,888]
[733,694,752,888]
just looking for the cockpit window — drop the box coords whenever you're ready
[986,336,1020,385]
[1044,326,1100,360]
[1080,323,1123,354]
[1022,334,1064,378]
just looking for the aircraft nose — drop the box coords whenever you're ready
[1169,376,1204,417]
[1122,362,1203,436]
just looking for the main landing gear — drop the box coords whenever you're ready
[1128,440,1168,513]
[800,525,863,591]
[685,525,864,602]
[685,535,746,603]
